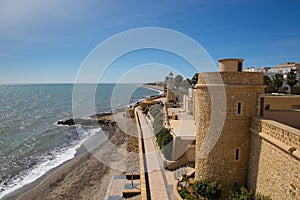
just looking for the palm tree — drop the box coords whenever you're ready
[181,79,190,90]
[263,75,272,86]
[174,75,183,89]
[272,74,284,92]
[263,75,275,93]
[286,71,298,93]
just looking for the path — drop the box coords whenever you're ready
[136,109,172,200]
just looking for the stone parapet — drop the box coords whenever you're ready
[248,117,300,199]
[251,117,300,149]
[197,72,263,86]
[134,110,148,200]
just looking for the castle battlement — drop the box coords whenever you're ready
[250,117,300,149]
[197,72,264,86]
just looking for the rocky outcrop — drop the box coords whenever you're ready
[57,119,75,126]
[57,113,117,128]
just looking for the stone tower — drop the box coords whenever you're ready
[166,71,176,102]
[194,58,264,193]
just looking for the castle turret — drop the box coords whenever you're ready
[194,58,264,194]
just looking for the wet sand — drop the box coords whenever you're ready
[3,112,140,200]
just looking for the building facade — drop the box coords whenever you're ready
[193,58,300,198]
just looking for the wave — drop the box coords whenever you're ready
[0,127,102,199]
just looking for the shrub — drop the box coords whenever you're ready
[193,180,221,200]
[228,185,271,200]
[292,86,300,95]
[150,104,164,134]
[149,104,163,116]
[149,104,173,158]
[153,118,164,134]
[178,187,194,200]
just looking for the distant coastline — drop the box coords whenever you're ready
[141,83,165,94]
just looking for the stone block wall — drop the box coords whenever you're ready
[197,72,263,85]
[248,117,300,199]
[172,136,195,161]
[195,72,264,195]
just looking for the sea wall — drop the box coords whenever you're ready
[248,117,300,199]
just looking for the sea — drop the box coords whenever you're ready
[0,83,161,198]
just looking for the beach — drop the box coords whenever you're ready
[142,84,165,94]
[0,84,164,200]
[3,112,140,200]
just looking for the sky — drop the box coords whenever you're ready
[0,0,300,83]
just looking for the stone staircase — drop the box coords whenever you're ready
[173,166,188,180]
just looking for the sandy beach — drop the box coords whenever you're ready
[142,84,165,93]
[3,112,140,200]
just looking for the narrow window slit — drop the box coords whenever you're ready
[237,102,242,115]
[235,149,240,160]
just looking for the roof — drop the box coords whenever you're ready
[169,120,196,137]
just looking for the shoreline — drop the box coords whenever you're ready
[1,85,156,200]
[3,149,88,200]
[1,127,98,199]
[141,84,165,94]
[2,112,129,200]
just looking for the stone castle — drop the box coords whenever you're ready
[193,59,300,199]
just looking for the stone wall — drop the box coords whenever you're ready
[265,96,300,110]
[172,137,195,161]
[195,72,264,195]
[197,72,263,85]
[248,117,300,199]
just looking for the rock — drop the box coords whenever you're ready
[57,119,75,126]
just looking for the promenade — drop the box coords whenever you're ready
[136,109,173,200]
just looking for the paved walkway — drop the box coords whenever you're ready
[105,175,140,200]
[137,109,172,200]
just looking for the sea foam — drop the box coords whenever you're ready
[0,127,102,199]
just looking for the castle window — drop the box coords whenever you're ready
[237,102,242,115]
[235,148,240,160]
[237,61,243,72]
[260,97,265,117]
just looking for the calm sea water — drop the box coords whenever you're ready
[0,83,160,198]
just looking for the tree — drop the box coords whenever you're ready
[272,74,284,92]
[175,75,183,89]
[181,79,190,90]
[263,75,272,86]
[264,75,276,93]
[286,71,298,93]
[187,73,198,87]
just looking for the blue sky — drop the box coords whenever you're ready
[0,0,300,83]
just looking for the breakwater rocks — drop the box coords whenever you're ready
[57,119,75,126]
[57,113,117,128]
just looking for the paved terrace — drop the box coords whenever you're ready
[167,108,196,138]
